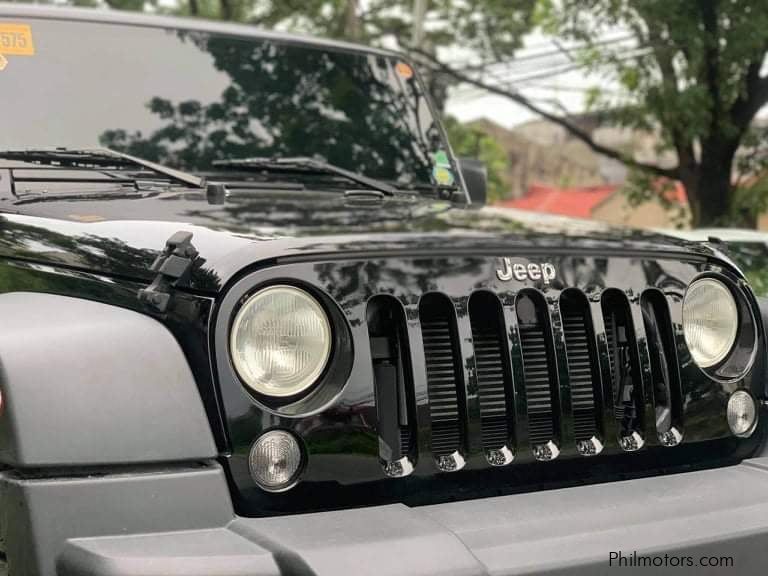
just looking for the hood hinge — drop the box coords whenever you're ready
[138,231,199,312]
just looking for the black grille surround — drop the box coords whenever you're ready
[355,256,758,473]
[215,253,765,515]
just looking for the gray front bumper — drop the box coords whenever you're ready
[4,458,768,576]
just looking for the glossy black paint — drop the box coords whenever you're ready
[0,6,764,514]
[0,188,738,293]
[219,278,355,417]
[3,178,766,516]
[211,252,765,515]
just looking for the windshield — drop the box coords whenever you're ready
[0,18,458,190]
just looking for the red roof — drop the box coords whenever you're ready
[663,181,688,205]
[497,184,617,218]
[496,181,688,218]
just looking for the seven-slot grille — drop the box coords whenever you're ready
[369,286,682,472]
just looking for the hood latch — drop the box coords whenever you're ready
[138,231,199,312]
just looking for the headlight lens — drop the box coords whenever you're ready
[727,390,757,438]
[230,285,332,398]
[249,430,303,491]
[683,278,738,368]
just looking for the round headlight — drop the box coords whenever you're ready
[683,278,738,368]
[230,285,332,398]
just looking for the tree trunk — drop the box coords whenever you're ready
[688,168,731,227]
[219,0,233,21]
[342,0,360,39]
[684,139,743,228]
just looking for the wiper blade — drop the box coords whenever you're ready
[0,147,204,189]
[212,156,399,196]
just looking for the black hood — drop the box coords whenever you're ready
[0,188,725,293]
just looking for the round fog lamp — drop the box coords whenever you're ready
[249,430,303,491]
[727,390,757,438]
[683,278,738,368]
[230,285,332,398]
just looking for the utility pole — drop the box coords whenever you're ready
[411,0,428,47]
[344,0,361,39]
[410,0,447,111]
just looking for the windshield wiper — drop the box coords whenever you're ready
[0,147,205,189]
[212,156,399,196]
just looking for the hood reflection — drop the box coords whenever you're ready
[1,189,719,293]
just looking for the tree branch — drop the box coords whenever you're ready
[646,25,697,175]
[409,47,679,179]
[697,0,722,137]
[219,0,233,21]
[732,63,768,134]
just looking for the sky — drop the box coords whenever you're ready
[444,29,768,129]
[445,71,594,130]
[39,3,768,131]
[443,30,628,129]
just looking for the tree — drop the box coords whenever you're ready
[249,0,536,110]
[59,0,538,82]
[475,0,768,228]
[100,32,447,191]
[443,117,508,202]
[24,0,530,198]
[73,0,152,10]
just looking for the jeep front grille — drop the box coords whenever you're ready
[370,286,684,472]
[220,253,758,513]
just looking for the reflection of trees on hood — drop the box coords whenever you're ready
[0,216,221,293]
[100,33,441,187]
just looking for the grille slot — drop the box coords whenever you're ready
[399,427,411,456]
[641,290,684,444]
[601,290,645,441]
[469,291,514,451]
[560,290,602,441]
[420,294,465,457]
[367,295,416,470]
[516,291,559,447]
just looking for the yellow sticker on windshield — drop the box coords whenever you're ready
[0,23,35,56]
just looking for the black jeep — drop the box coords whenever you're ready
[1,5,767,575]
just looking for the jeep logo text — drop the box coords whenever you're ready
[496,258,556,284]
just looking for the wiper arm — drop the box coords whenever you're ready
[0,147,204,189]
[212,156,399,196]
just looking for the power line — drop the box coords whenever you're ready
[516,82,624,96]
[451,82,622,100]
[453,34,637,72]
[447,48,651,102]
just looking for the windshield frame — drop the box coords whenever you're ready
[0,5,470,203]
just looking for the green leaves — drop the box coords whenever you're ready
[546,0,768,227]
[443,116,509,203]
